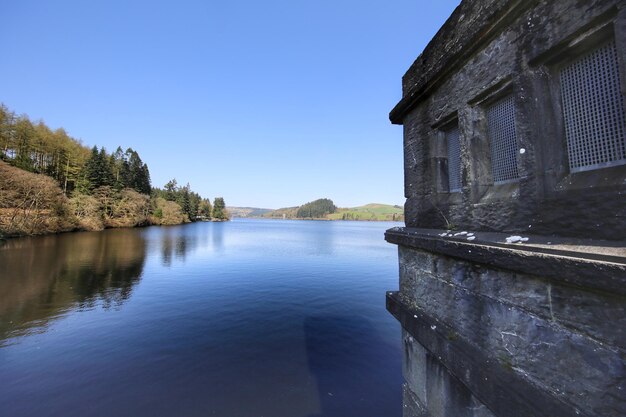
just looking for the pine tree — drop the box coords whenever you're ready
[139,163,151,194]
[82,146,114,192]
[199,198,212,218]
[164,179,178,201]
[212,197,227,220]
[177,183,192,220]
[110,146,126,189]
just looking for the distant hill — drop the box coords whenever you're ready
[263,202,404,222]
[226,207,273,218]
[262,206,299,219]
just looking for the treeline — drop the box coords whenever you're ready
[151,179,228,224]
[296,198,336,218]
[261,198,336,220]
[0,104,151,195]
[0,104,90,194]
[0,104,227,238]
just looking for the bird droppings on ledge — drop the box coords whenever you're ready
[505,236,529,244]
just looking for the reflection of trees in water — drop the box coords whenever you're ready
[0,229,146,342]
[158,223,222,266]
[160,235,189,266]
[212,222,224,250]
[161,234,173,266]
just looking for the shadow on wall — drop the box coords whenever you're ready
[304,315,402,417]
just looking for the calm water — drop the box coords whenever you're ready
[0,219,402,417]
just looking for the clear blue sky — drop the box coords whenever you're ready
[1,0,460,209]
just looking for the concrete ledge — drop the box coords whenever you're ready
[386,292,588,417]
[385,227,626,296]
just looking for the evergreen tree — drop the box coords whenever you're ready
[110,146,126,189]
[164,179,178,201]
[98,147,114,187]
[83,146,114,192]
[212,197,227,220]
[139,163,151,194]
[177,183,192,220]
[199,198,212,218]
[189,191,201,221]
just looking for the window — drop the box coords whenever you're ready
[486,95,519,183]
[560,39,626,172]
[445,126,461,192]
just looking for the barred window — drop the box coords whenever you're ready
[487,95,519,183]
[445,126,461,192]
[560,40,626,172]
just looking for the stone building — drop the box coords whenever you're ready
[386,1,626,416]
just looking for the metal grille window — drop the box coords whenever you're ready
[487,95,519,183]
[560,40,626,172]
[445,126,462,192]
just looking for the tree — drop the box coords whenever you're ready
[188,191,201,221]
[0,105,16,161]
[177,183,192,220]
[150,197,188,225]
[212,197,228,220]
[0,161,76,236]
[198,198,212,218]
[124,148,150,194]
[82,146,114,192]
[164,179,178,201]
[13,117,35,171]
[110,146,127,189]
[139,163,151,194]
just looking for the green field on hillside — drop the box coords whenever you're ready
[258,202,403,222]
[327,204,404,221]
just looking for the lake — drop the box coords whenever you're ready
[0,219,403,417]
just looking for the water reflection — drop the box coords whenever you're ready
[161,234,174,266]
[211,221,225,251]
[157,225,208,265]
[304,315,401,417]
[0,220,403,417]
[0,229,146,343]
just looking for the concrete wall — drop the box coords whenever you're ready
[392,242,625,416]
[387,1,626,415]
[385,225,626,416]
[392,0,626,240]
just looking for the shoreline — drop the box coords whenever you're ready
[0,218,231,241]
[1,216,400,242]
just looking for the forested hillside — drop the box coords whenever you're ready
[296,198,337,218]
[0,104,228,238]
[226,207,273,218]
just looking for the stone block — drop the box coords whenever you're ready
[402,383,429,417]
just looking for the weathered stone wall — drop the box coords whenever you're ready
[388,1,626,415]
[393,0,626,240]
[400,329,495,417]
[387,235,626,417]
